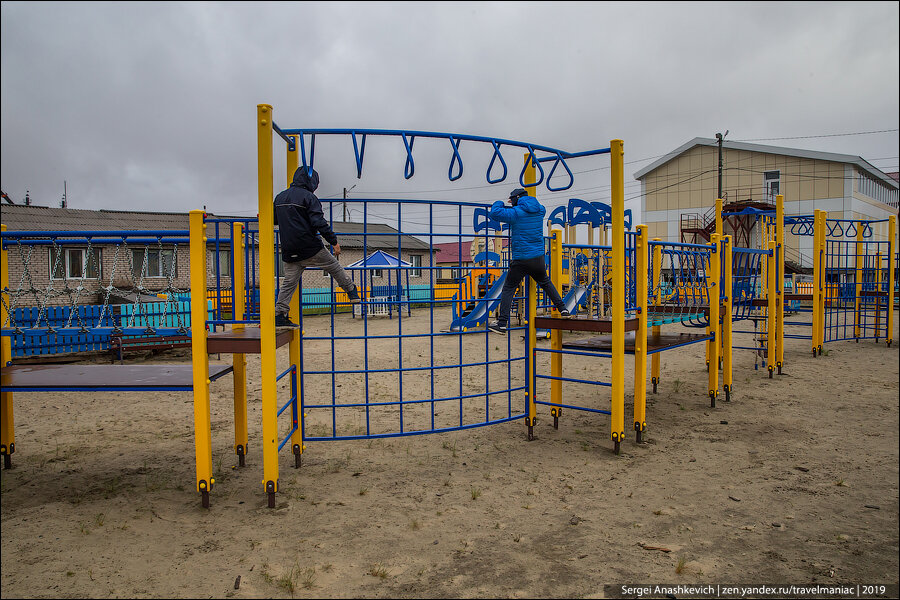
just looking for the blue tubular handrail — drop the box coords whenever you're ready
[275,127,611,192]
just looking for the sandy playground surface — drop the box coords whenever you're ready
[1,307,898,599]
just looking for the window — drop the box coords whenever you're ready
[132,248,176,278]
[764,170,780,202]
[410,254,422,277]
[50,247,101,280]
[372,269,383,278]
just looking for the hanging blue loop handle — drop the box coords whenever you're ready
[351,132,367,178]
[448,137,464,181]
[846,221,858,238]
[402,134,415,179]
[546,153,575,192]
[862,222,874,238]
[518,147,544,189]
[486,140,508,184]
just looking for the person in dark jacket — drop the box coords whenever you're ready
[274,166,359,327]
[487,188,569,334]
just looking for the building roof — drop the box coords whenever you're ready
[0,205,430,250]
[346,250,411,269]
[432,238,508,264]
[633,137,899,191]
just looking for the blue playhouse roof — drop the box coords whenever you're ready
[346,250,412,269]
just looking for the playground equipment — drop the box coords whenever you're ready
[719,196,896,376]
[0,220,238,509]
[4,103,894,509]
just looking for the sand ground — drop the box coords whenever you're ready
[1,307,898,599]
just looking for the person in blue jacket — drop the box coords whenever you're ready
[487,188,569,334]
[274,166,359,328]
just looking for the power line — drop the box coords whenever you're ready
[734,128,898,142]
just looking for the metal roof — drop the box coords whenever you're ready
[0,205,431,250]
[633,137,899,191]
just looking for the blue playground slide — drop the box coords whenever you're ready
[450,272,508,331]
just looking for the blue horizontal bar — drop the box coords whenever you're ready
[304,386,526,410]
[647,335,712,355]
[304,413,526,442]
[533,400,611,416]
[536,374,612,387]
[1,229,190,238]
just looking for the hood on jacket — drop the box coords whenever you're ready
[516,195,544,215]
[291,167,320,192]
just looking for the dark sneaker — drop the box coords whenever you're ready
[487,322,508,335]
[274,314,300,329]
[347,286,360,304]
[559,309,571,317]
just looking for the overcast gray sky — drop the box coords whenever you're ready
[2,1,898,234]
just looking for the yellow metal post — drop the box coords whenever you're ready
[888,215,896,347]
[811,210,822,356]
[257,103,279,507]
[189,210,213,507]
[715,198,724,367]
[633,225,648,440]
[816,211,828,354]
[549,230,563,427]
[775,195,784,374]
[286,135,304,467]
[526,279,537,440]
[1,224,14,469]
[650,239,662,394]
[855,219,864,340]
[523,151,538,440]
[708,234,721,407]
[767,239,777,378]
[610,139,625,453]
[232,222,249,466]
[722,235,733,401]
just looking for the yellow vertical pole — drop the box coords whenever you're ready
[811,210,822,356]
[232,222,249,466]
[549,230,563,427]
[526,278,537,441]
[524,153,538,440]
[610,139,625,453]
[888,216,896,347]
[855,219,864,340]
[189,210,213,507]
[708,234,721,406]
[633,225,648,441]
[0,224,14,469]
[767,239,777,378]
[723,235,733,401]
[775,195,784,374]
[650,239,662,394]
[286,135,304,467]
[819,210,828,354]
[715,198,724,365]
[257,103,279,507]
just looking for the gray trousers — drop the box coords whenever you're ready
[275,248,355,315]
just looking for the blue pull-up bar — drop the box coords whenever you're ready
[273,126,612,192]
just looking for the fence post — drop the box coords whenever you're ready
[723,235,733,402]
[708,234,720,407]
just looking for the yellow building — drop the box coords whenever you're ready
[635,137,899,269]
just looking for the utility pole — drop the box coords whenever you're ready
[343,184,357,222]
[715,130,728,202]
[61,180,67,208]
